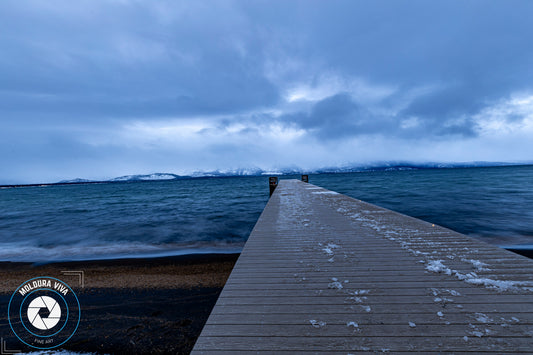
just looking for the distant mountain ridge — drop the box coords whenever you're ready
[56,161,528,183]
[109,173,183,182]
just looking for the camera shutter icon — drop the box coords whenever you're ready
[27,296,61,330]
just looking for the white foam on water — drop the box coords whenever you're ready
[21,352,100,355]
[0,242,243,262]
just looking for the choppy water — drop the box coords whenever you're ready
[0,165,532,261]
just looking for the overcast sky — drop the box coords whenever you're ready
[1,0,533,183]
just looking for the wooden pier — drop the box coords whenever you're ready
[192,179,533,353]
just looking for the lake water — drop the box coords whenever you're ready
[0,165,532,261]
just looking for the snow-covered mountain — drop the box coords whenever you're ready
[109,173,184,182]
[54,161,527,184]
[58,178,94,183]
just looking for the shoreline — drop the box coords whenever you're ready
[0,252,240,294]
[0,253,239,354]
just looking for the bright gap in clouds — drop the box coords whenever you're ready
[115,119,307,148]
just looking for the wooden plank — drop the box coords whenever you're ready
[227,268,533,275]
[202,312,533,325]
[191,179,533,354]
[211,281,525,290]
[199,323,533,337]
[207,303,532,315]
[214,295,533,305]
[193,335,533,352]
[230,263,532,271]
[218,288,515,297]
[191,352,518,355]
[221,273,533,281]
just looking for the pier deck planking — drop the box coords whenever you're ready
[192,179,533,353]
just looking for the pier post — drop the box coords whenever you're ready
[301,174,309,183]
[269,177,278,196]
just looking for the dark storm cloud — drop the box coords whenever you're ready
[298,1,533,89]
[0,1,280,121]
[2,0,533,124]
[398,84,481,138]
[267,0,533,134]
[285,93,394,140]
[1,0,532,183]
[285,90,477,140]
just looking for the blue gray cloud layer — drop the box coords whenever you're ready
[1,0,532,183]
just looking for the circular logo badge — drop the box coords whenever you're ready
[8,277,81,349]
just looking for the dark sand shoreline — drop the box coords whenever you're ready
[0,253,239,354]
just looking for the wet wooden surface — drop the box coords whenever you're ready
[192,179,533,353]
